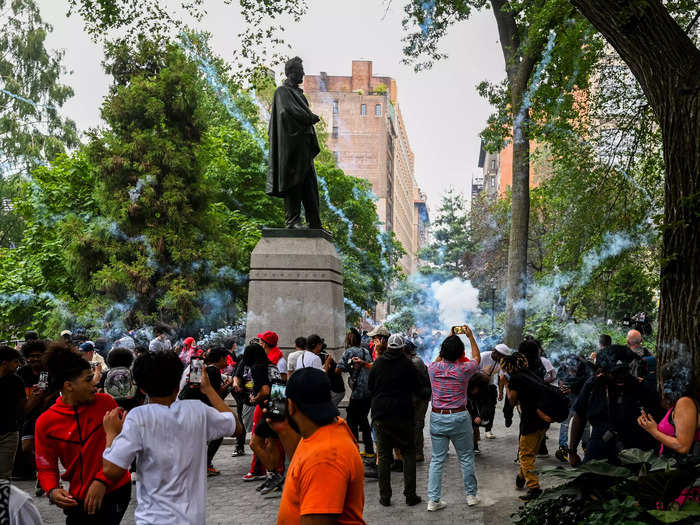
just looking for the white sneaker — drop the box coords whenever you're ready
[427,500,447,512]
[485,431,495,439]
[467,494,480,507]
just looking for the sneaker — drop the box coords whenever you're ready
[260,474,283,495]
[406,495,422,506]
[473,445,481,455]
[34,480,43,497]
[242,472,266,482]
[390,460,403,472]
[262,483,284,499]
[504,417,513,428]
[231,447,245,457]
[466,494,480,507]
[519,487,542,502]
[256,477,273,492]
[427,500,447,512]
[207,466,220,477]
[515,473,526,490]
[379,497,391,507]
[555,446,569,463]
[485,431,495,439]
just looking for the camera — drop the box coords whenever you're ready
[268,384,288,421]
[189,358,203,384]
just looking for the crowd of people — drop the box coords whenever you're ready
[0,323,698,524]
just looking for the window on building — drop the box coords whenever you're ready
[375,104,382,116]
[490,159,496,170]
[332,126,339,138]
[361,104,366,116]
[333,100,339,114]
[333,151,339,162]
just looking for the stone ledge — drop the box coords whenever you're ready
[262,227,333,242]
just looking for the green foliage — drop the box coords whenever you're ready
[0,0,79,247]
[385,277,439,333]
[515,450,700,525]
[373,83,388,95]
[419,188,472,280]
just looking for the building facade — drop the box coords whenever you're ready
[303,60,429,275]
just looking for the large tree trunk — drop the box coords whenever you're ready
[504,109,531,347]
[571,0,700,389]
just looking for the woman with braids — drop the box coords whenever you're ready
[34,343,131,524]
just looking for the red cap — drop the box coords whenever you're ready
[257,331,278,347]
[183,337,195,347]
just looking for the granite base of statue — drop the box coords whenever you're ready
[245,228,346,358]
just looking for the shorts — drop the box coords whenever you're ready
[21,418,36,440]
[253,419,279,440]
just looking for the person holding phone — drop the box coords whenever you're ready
[102,350,240,525]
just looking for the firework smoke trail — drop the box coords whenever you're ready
[1,88,57,111]
[514,30,557,144]
[177,33,267,155]
[419,1,435,35]
[129,175,154,203]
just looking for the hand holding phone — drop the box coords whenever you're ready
[189,358,204,385]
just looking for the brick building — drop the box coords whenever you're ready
[303,60,429,275]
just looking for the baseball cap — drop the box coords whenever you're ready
[286,368,339,423]
[387,334,405,350]
[60,330,72,337]
[367,325,390,338]
[79,342,95,353]
[257,331,279,347]
[494,343,513,357]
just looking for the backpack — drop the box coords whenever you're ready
[518,368,570,423]
[104,366,138,403]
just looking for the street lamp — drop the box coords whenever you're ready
[490,278,496,334]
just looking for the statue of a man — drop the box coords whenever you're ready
[266,56,322,229]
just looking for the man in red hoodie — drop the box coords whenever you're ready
[34,343,131,524]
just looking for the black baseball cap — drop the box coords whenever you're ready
[285,368,339,423]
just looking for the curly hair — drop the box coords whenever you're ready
[43,342,90,391]
[133,351,184,397]
[439,335,465,362]
[21,339,47,358]
[499,352,529,376]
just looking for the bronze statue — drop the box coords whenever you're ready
[266,57,322,229]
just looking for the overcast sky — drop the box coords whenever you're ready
[38,1,505,215]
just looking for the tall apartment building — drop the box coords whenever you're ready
[303,60,429,275]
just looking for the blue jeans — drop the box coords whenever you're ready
[559,410,590,449]
[428,410,477,501]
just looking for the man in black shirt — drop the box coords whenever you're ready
[0,346,26,479]
[368,334,421,507]
[569,344,662,466]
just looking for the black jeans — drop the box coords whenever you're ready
[346,398,374,454]
[283,166,321,228]
[207,437,223,467]
[234,394,247,448]
[484,385,498,432]
[64,482,131,525]
[373,418,417,501]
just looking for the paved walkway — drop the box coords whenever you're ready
[15,400,567,524]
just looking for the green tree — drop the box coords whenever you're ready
[0,0,78,247]
[402,0,599,347]
[419,188,472,279]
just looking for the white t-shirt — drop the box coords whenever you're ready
[287,350,304,373]
[103,400,237,525]
[294,350,322,370]
[276,356,288,375]
[7,484,43,525]
[541,357,556,383]
[479,351,503,386]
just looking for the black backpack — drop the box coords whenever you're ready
[518,368,570,423]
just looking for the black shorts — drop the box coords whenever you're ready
[253,419,278,440]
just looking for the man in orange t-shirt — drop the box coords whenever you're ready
[264,367,365,525]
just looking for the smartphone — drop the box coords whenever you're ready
[38,371,49,390]
[268,384,287,421]
[452,325,469,335]
[190,358,203,384]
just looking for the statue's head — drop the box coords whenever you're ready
[285,56,304,85]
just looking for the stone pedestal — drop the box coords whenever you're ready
[245,228,346,356]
